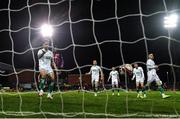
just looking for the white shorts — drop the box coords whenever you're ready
[39,65,53,74]
[91,75,99,82]
[136,77,144,84]
[147,70,160,83]
[112,79,118,85]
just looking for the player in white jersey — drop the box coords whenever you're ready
[86,60,104,96]
[108,67,120,96]
[131,63,144,98]
[37,41,57,99]
[142,53,170,99]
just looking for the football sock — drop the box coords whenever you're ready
[93,82,97,92]
[158,86,164,94]
[48,81,54,93]
[142,86,147,94]
[95,87,98,92]
[137,87,140,93]
[39,78,45,90]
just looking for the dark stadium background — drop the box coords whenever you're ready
[0,0,180,89]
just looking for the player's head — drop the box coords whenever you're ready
[133,63,138,68]
[112,67,115,71]
[148,53,154,60]
[43,41,49,50]
[93,60,97,65]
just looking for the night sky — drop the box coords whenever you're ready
[0,0,180,83]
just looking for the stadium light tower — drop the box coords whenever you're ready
[164,14,178,28]
[40,24,53,38]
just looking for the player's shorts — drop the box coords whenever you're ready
[91,75,99,82]
[147,70,160,83]
[91,76,99,87]
[39,65,53,74]
[136,77,144,84]
[112,79,118,86]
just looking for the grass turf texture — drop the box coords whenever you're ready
[0,90,179,118]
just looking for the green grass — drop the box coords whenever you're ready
[0,90,179,118]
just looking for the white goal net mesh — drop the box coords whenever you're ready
[0,0,180,118]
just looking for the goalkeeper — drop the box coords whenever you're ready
[37,41,57,99]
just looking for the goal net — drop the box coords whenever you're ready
[0,0,180,118]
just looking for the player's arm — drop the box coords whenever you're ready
[86,67,92,75]
[99,67,104,80]
[131,69,135,80]
[140,67,145,79]
[108,72,111,82]
[51,58,58,79]
[38,73,41,83]
[51,59,57,70]
[119,66,124,74]
[117,72,120,82]
[38,49,46,59]
[147,64,158,69]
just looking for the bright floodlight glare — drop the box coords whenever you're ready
[40,24,53,37]
[164,14,178,28]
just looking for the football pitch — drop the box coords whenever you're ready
[0,90,179,118]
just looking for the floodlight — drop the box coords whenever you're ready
[164,14,178,28]
[40,24,53,37]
